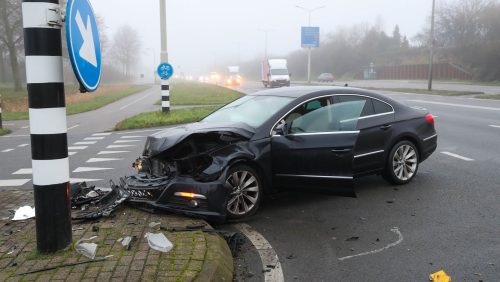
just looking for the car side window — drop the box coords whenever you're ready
[372,99,393,114]
[285,98,365,133]
[336,95,375,117]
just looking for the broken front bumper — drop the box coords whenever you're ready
[119,174,231,222]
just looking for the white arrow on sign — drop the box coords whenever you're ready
[75,10,97,67]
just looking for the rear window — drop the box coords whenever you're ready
[373,99,393,114]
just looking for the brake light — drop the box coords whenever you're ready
[425,114,435,126]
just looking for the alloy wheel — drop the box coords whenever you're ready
[226,169,260,216]
[392,144,418,181]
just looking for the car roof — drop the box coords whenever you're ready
[249,86,393,102]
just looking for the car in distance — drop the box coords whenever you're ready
[318,73,334,82]
[123,86,437,222]
[225,74,242,86]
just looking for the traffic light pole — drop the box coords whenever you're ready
[22,0,72,253]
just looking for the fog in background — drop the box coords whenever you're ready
[90,0,446,79]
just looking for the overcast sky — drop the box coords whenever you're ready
[90,0,452,78]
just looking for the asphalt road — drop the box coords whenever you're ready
[1,81,499,281]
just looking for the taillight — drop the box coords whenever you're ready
[425,114,435,126]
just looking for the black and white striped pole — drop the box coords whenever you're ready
[161,80,170,112]
[22,0,72,253]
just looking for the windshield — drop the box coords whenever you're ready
[270,69,289,75]
[203,95,294,127]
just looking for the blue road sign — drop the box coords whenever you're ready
[301,27,320,48]
[157,63,174,80]
[66,0,102,92]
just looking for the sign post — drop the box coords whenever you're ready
[157,63,174,112]
[22,0,72,253]
[301,26,320,84]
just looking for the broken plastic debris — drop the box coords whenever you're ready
[74,236,98,259]
[12,206,35,221]
[86,191,100,198]
[429,270,451,282]
[121,236,137,250]
[144,232,173,253]
[148,222,161,228]
[7,245,18,255]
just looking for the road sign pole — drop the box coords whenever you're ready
[307,47,311,84]
[161,80,170,112]
[22,0,72,253]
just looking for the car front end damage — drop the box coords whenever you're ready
[119,123,256,222]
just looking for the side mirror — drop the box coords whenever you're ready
[275,122,289,136]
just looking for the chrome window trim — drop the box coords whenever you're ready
[276,174,353,180]
[269,93,395,136]
[353,150,385,159]
[285,130,359,137]
[423,133,438,141]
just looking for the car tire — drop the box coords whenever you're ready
[382,140,419,185]
[225,164,262,220]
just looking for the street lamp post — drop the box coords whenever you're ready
[427,0,436,91]
[159,0,170,112]
[296,5,325,84]
[258,28,273,59]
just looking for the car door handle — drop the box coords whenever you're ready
[380,124,392,130]
[331,148,352,153]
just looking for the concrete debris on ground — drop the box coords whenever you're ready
[74,236,99,259]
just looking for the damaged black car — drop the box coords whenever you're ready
[121,86,437,222]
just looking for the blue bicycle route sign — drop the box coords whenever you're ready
[66,0,102,92]
[157,63,174,80]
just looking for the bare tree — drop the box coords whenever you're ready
[0,0,23,91]
[110,25,141,78]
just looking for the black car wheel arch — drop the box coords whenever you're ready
[383,140,420,185]
[225,164,263,219]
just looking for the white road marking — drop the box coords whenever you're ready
[98,151,130,155]
[489,125,500,129]
[409,99,500,111]
[21,126,29,129]
[441,151,474,161]
[338,227,404,261]
[120,135,144,139]
[70,178,102,183]
[234,223,284,282]
[92,132,112,136]
[67,124,79,131]
[119,90,155,110]
[68,146,88,150]
[12,168,32,175]
[116,129,163,134]
[1,149,14,153]
[18,144,29,147]
[107,145,135,149]
[84,137,105,140]
[114,140,140,143]
[0,134,30,138]
[0,179,31,187]
[74,141,97,145]
[87,158,123,163]
[73,167,114,173]
[68,152,77,156]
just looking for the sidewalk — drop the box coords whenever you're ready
[0,190,233,281]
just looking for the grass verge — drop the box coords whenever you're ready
[365,87,483,96]
[1,84,150,121]
[475,94,500,100]
[114,106,219,131]
[157,81,243,105]
[0,128,11,136]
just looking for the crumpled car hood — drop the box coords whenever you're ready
[143,121,255,157]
